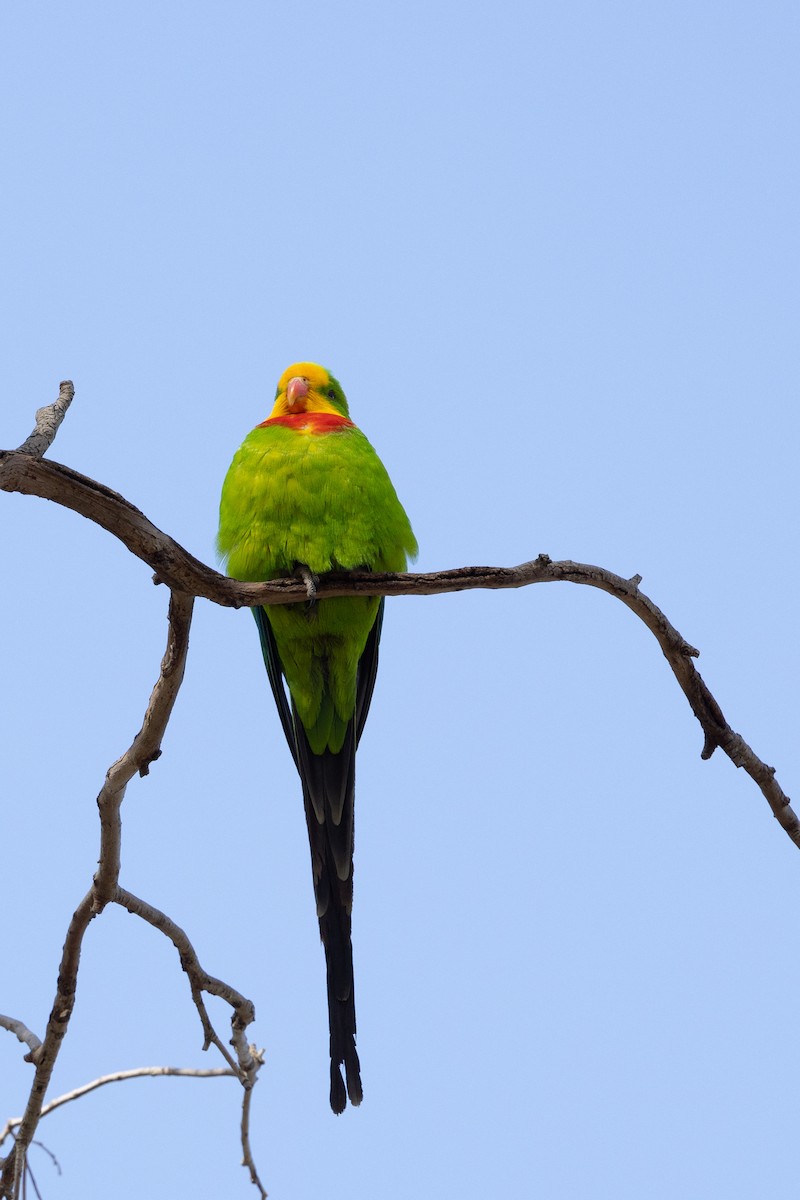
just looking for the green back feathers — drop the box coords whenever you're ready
[218,421,416,583]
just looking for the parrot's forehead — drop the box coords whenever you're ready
[277,362,331,393]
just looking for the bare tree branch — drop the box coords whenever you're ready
[24,1154,42,1200]
[241,1086,268,1199]
[0,1020,41,1063]
[111,889,265,1192]
[0,592,196,1198]
[1,441,796,849]
[92,590,194,910]
[15,382,74,458]
[0,1067,234,1147]
[113,887,260,1078]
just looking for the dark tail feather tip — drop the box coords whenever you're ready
[345,1043,362,1107]
[330,1065,347,1115]
[329,1045,362,1113]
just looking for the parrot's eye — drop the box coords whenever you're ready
[327,388,336,400]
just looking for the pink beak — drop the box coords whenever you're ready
[286,376,310,410]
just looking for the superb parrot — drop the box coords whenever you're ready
[217,361,417,1113]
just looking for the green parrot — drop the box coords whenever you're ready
[217,361,417,1113]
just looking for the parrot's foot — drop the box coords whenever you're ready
[294,563,319,603]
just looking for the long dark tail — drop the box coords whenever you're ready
[253,600,385,1113]
[296,723,363,1113]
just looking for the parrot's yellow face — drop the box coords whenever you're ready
[268,362,348,420]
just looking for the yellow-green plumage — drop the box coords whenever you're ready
[217,362,416,1113]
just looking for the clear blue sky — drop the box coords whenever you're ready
[3,2,799,1196]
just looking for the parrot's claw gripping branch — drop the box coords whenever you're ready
[295,562,319,602]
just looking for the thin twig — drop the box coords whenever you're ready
[15,382,74,458]
[111,888,266,1192]
[1,1067,234,1147]
[22,1159,39,1200]
[27,1145,59,1178]
[93,590,194,910]
[113,887,260,1078]
[0,1019,41,1064]
[241,1083,268,1199]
